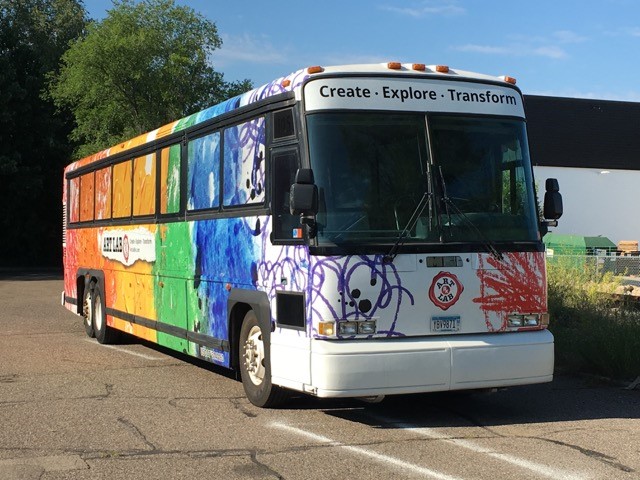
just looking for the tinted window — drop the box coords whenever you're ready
[273,108,295,139]
[160,144,181,214]
[272,149,300,241]
[188,132,221,211]
[223,117,266,207]
[112,161,132,218]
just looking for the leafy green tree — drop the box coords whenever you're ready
[49,0,252,158]
[0,0,86,267]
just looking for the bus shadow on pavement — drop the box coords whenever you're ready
[319,374,640,427]
[109,329,640,423]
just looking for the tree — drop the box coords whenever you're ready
[0,0,87,267]
[49,0,252,158]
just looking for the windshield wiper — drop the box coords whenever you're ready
[383,191,431,264]
[437,167,504,262]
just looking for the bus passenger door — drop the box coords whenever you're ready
[270,147,302,242]
[268,147,312,390]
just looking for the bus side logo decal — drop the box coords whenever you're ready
[429,272,463,310]
[99,228,155,267]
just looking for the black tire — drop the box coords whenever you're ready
[239,310,288,408]
[83,283,95,338]
[93,285,117,345]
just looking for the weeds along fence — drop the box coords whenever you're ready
[546,253,640,380]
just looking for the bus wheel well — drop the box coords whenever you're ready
[76,272,101,316]
[229,302,252,372]
[76,276,85,315]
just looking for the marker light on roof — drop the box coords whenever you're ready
[387,62,402,70]
[435,65,450,73]
[307,66,324,74]
[502,75,517,85]
[281,79,291,87]
[412,63,426,71]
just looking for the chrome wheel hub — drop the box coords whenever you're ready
[243,325,265,385]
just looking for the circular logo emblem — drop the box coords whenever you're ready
[429,272,464,310]
[123,234,130,263]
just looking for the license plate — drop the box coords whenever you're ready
[431,316,460,332]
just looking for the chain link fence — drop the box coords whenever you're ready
[546,252,640,277]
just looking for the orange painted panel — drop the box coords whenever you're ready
[69,177,80,223]
[95,167,112,220]
[80,173,95,222]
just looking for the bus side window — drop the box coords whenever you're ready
[160,144,181,214]
[79,172,95,222]
[273,108,295,140]
[133,153,156,217]
[501,140,524,215]
[95,166,112,220]
[272,149,301,242]
[223,117,266,207]
[113,160,132,218]
[69,177,80,223]
[187,132,221,211]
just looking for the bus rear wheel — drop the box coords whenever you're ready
[83,284,96,338]
[93,285,117,345]
[239,310,287,408]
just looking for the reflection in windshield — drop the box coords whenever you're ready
[430,116,539,242]
[306,113,539,247]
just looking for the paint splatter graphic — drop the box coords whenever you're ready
[307,255,414,338]
[473,252,546,331]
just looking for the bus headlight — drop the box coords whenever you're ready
[338,321,358,335]
[335,319,377,336]
[507,314,524,327]
[523,314,540,327]
[508,313,543,328]
[358,321,377,335]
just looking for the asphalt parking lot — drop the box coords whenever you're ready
[1,274,638,479]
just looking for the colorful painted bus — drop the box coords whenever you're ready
[62,62,563,407]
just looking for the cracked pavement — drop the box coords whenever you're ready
[1,275,638,479]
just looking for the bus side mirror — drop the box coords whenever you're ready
[543,178,563,226]
[290,168,318,216]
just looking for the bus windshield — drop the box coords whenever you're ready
[307,112,539,247]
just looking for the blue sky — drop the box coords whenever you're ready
[83,0,640,101]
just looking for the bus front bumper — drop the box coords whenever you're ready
[308,330,554,398]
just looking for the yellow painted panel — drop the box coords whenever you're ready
[135,274,156,321]
[133,154,156,216]
[113,161,132,218]
[114,272,136,315]
[129,323,157,342]
[110,317,157,343]
[155,120,178,140]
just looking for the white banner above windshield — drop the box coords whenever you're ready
[304,77,524,117]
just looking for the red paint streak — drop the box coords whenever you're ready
[473,252,546,331]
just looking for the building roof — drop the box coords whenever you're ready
[525,95,640,171]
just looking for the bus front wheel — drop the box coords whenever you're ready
[239,310,287,408]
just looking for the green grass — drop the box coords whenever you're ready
[547,256,640,380]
